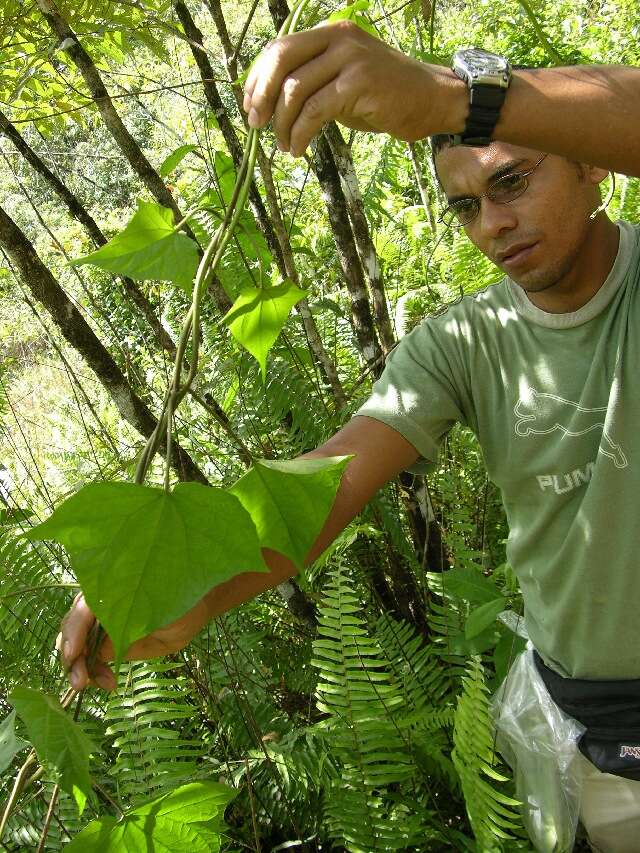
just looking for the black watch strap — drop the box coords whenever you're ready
[456,83,507,146]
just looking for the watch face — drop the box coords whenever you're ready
[463,48,508,75]
[452,49,511,88]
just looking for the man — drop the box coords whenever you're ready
[60,21,640,851]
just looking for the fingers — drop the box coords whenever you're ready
[89,661,117,692]
[288,78,374,157]
[243,28,335,129]
[59,592,95,669]
[58,593,116,691]
[271,53,342,153]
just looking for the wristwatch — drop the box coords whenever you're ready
[451,48,512,146]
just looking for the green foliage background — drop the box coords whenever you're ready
[0,0,638,849]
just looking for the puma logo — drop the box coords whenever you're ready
[514,388,627,469]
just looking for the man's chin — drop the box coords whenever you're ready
[509,269,560,294]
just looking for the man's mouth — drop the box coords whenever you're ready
[498,242,538,268]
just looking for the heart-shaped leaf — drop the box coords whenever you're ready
[26,482,266,664]
[70,200,199,294]
[65,781,236,852]
[223,280,306,379]
[230,456,351,568]
[10,688,98,814]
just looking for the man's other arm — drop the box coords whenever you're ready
[203,415,420,616]
[60,416,419,690]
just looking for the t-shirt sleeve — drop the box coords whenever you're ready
[355,316,468,472]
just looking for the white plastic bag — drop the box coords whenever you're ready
[490,645,586,853]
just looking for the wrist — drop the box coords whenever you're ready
[425,64,468,139]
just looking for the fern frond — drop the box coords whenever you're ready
[374,613,452,711]
[0,530,69,688]
[239,356,332,454]
[104,661,204,805]
[324,780,428,852]
[312,565,419,851]
[452,657,523,850]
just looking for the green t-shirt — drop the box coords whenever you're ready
[357,220,640,679]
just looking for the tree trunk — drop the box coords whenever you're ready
[324,123,396,355]
[407,141,437,233]
[0,204,208,485]
[399,471,450,573]
[312,134,384,372]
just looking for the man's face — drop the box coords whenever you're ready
[435,142,608,294]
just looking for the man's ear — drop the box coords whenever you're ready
[584,163,611,186]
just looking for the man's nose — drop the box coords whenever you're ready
[475,197,518,240]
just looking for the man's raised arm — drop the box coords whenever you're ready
[242,21,640,177]
[59,417,419,691]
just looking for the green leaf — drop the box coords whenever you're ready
[26,482,266,665]
[230,456,351,569]
[213,150,237,204]
[273,343,315,368]
[444,625,501,657]
[441,568,502,605]
[135,28,171,64]
[326,1,379,37]
[0,710,27,774]
[159,144,199,178]
[222,375,239,412]
[492,630,527,686]
[465,598,506,640]
[65,781,236,852]
[223,281,306,379]
[70,200,199,294]
[10,688,98,814]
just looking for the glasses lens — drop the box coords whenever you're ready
[448,199,478,226]
[490,173,527,204]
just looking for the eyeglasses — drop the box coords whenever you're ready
[439,154,548,228]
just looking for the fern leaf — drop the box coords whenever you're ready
[312,566,417,851]
[104,661,204,805]
[452,657,523,849]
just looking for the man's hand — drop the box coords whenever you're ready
[57,593,210,691]
[243,21,460,156]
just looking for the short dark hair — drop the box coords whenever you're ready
[429,134,456,186]
[430,134,455,159]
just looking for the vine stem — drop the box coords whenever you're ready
[0,751,37,842]
[36,784,59,853]
[135,0,312,490]
[244,758,261,853]
[76,0,314,687]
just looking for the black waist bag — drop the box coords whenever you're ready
[533,651,640,781]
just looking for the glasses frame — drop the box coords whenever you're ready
[439,154,548,228]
